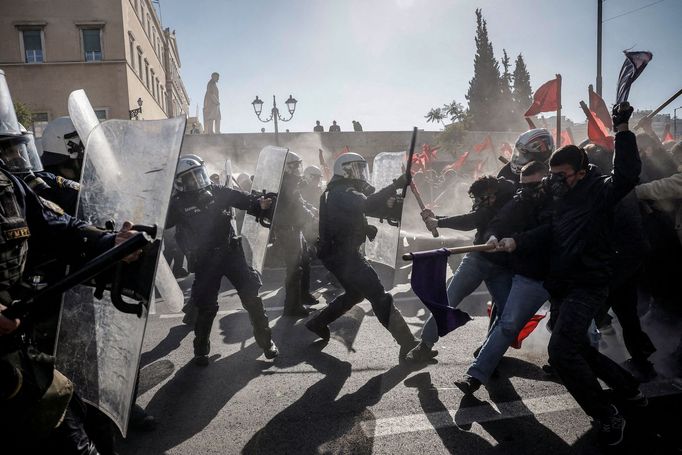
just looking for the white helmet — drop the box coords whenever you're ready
[285,151,302,176]
[333,152,369,182]
[511,128,554,174]
[40,116,84,166]
[175,154,211,192]
[303,165,322,182]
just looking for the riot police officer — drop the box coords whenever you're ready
[305,153,418,361]
[167,155,278,365]
[273,152,319,317]
[300,165,323,209]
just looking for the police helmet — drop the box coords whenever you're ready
[40,116,84,167]
[0,70,22,140]
[333,152,369,183]
[510,128,554,175]
[175,154,211,192]
[303,165,322,182]
[284,151,303,176]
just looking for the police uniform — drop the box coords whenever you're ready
[306,176,417,358]
[167,184,275,358]
[273,172,318,315]
[0,166,115,453]
[23,171,81,216]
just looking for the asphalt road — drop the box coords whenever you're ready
[119,266,682,455]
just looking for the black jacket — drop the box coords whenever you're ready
[516,131,641,294]
[274,173,317,231]
[318,177,397,258]
[167,185,263,257]
[486,191,552,281]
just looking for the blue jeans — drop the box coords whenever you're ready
[468,274,549,383]
[421,252,513,346]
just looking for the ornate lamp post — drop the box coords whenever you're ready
[251,94,297,144]
[129,97,143,120]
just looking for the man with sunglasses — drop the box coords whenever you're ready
[495,102,644,447]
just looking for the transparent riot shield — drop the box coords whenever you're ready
[240,146,287,274]
[365,151,406,277]
[55,116,186,436]
[68,89,184,314]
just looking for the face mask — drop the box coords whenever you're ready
[471,194,493,211]
[196,188,214,208]
[357,180,375,196]
[515,182,544,201]
[545,173,570,199]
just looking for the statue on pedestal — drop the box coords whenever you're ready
[203,72,221,134]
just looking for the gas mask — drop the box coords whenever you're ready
[515,181,545,202]
[356,180,375,196]
[545,173,570,199]
[470,193,494,211]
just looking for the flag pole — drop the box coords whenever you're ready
[634,87,682,129]
[556,74,562,148]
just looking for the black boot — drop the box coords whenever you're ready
[385,306,418,361]
[243,296,278,359]
[193,306,217,365]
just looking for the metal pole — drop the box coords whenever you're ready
[272,95,279,145]
[556,74,562,147]
[675,108,678,139]
[596,0,603,96]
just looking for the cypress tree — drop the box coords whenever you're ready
[465,9,503,131]
[512,53,533,119]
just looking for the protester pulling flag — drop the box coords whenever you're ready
[410,248,472,336]
[589,84,613,131]
[616,51,653,103]
[524,76,561,117]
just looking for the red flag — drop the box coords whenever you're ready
[450,151,470,171]
[588,85,613,131]
[552,129,573,147]
[333,145,351,159]
[581,101,614,151]
[473,135,493,153]
[411,144,438,173]
[486,303,546,349]
[500,142,513,160]
[524,76,561,117]
[663,123,674,142]
[474,158,488,179]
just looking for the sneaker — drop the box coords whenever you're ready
[263,340,279,359]
[597,405,626,447]
[405,341,439,363]
[454,374,482,395]
[193,355,209,366]
[305,317,330,341]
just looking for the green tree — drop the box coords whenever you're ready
[425,107,446,127]
[512,53,533,119]
[498,49,518,130]
[465,9,503,131]
[442,100,469,124]
[13,102,32,128]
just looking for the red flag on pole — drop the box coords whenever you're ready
[663,123,674,142]
[450,151,470,171]
[552,129,573,147]
[524,76,561,117]
[473,135,493,153]
[580,101,614,151]
[588,84,613,131]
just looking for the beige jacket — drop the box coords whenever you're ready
[635,170,682,244]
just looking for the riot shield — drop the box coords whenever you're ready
[55,116,186,436]
[365,151,406,279]
[68,88,184,314]
[67,89,100,144]
[240,146,287,274]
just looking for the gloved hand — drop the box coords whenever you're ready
[392,173,409,190]
[366,225,378,241]
[386,195,403,209]
[424,217,439,231]
[420,209,435,221]
[612,101,633,130]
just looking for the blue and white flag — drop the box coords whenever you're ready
[616,51,653,103]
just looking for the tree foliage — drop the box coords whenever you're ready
[13,102,32,127]
[512,54,533,118]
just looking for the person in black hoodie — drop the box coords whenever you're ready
[405,175,515,362]
[454,160,552,393]
[496,102,644,447]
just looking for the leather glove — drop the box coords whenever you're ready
[424,217,439,231]
[365,225,378,241]
[420,209,435,221]
[612,102,633,129]
[392,173,409,190]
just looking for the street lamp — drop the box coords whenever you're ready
[251,94,297,144]
[674,105,682,140]
[129,97,143,120]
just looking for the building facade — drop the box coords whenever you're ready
[0,0,190,136]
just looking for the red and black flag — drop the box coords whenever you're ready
[616,51,653,103]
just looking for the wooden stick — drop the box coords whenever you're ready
[402,243,495,261]
[635,87,682,129]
